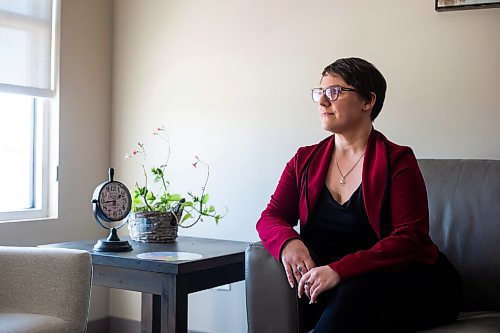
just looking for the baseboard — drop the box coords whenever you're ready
[87,316,207,333]
[86,317,110,333]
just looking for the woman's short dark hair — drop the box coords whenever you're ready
[322,57,387,121]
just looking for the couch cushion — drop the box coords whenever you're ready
[417,311,500,332]
[0,313,67,333]
[418,159,500,311]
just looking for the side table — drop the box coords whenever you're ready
[42,236,250,333]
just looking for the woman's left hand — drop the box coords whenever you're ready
[298,266,341,304]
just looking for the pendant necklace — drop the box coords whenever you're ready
[336,153,365,186]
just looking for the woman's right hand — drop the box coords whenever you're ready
[281,239,316,288]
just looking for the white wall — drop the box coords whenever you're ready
[0,0,113,322]
[111,1,500,332]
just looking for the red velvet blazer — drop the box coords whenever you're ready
[256,129,438,281]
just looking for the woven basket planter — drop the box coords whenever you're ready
[128,211,180,243]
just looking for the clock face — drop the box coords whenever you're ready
[98,181,131,221]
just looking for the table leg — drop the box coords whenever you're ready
[141,293,162,333]
[141,294,151,333]
[160,274,188,333]
[141,276,189,333]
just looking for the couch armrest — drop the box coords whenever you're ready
[245,241,300,333]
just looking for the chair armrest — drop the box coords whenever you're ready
[245,241,300,333]
[0,246,92,332]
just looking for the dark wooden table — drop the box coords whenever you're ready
[43,236,250,333]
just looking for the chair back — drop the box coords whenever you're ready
[0,247,92,332]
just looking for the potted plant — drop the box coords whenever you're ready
[125,127,225,242]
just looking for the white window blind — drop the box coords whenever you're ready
[0,0,53,97]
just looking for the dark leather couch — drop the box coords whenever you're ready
[245,159,500,332]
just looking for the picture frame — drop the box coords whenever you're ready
[436,0,500,11]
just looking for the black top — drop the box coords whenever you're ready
[301,184,379,266]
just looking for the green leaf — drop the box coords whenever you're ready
[181,201,194,207]
[215,214,221,225]
[209,205,215,212]
[168,194,182,201]
[201,194,209,204]
[181,213,192,223]
[151,167,162,176]
[146,192,156,201]
[133,197,143,205]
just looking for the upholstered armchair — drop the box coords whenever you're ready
[0,246,92,333]
[246,159,500,332]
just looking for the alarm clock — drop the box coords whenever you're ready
[91,168,133,252]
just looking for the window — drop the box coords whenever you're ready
[0,0,57,221]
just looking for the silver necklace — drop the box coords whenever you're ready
[336,153,365,186]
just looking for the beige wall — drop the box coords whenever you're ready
[112,1,500,331]
[0,0,113,321]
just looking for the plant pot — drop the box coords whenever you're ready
[127,211,180,243]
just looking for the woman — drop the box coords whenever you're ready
[256,57,461,332]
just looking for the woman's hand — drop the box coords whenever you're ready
[298,266,341,304]
[281,239,316,288]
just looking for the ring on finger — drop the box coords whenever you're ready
[297,265,303,273]
[305,281,311,286]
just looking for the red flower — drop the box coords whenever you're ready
[192,156,200,168]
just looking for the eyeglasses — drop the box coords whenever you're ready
[311,85,358,103]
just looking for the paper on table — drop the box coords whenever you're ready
[136,251,203,261]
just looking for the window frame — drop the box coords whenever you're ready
[0,0,59,222]
[0,97,50,221]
